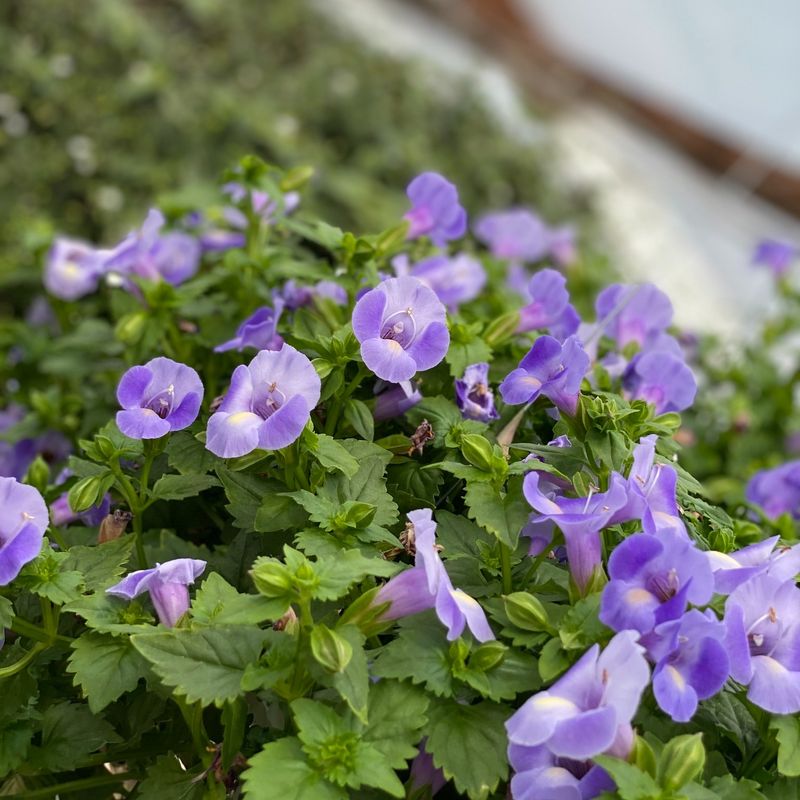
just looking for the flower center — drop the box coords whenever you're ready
[647,568,679,602]
[467,382,491,409]
[255,381,287,420]
[746,606,781,656]
[146,384,175,419]
[380,307,417,349]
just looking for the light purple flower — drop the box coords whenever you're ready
[375,509,494,642]
[523,472,628,593]
[0,477,48,585]
[374,381,422,422]
[548,226,577,267]
[753,239,797,277]
[44,237,109,301]
[403,172,467,246]
[106,558,206,627]
[595,284,673,350]
[407,253,486,311]
[206,344,320,458]
[623,352,697,414]
[105,209,200,287]
[644,610,729,722]
[222,183,300,227]
[506,630,649,760]
[724,573,800,714]
[116,357,204,440]
[455,363,499,422]
[214,300,284,353]
[746,461,800,520]
[707,536,800,595]
[500,335,590,416]
[313,280,348,306]
[475,209,550,263]
[352,276,449,383]
[517,268,579,338]
[600,531,714,635]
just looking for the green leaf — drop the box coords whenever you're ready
[707,775,766,800]
[344,398,374,441]
[695,692,760,757]
[406,396,463,448]
[446,327,493,377]
[131,627,267,706]
[538,637,571,683]
[313,549,400,601]
[464,478,529,548]
[166,430,221,475]
[150,473,220,501]
[312,434,360,478]
[68,632,149,712]
[558,593,610,649]
[17,547,84,604]
[62,536,134,591]
[0,596,13,630]
[363,680,429,768]
[254,492,309,533]
[426,698,508,800]
[137,753,206,800]
[216,466,275,530]
[593,756,662,799]
[772,715,800,777]
[327,626,369,723]
[0,723,33,778]
[191,572,286,625]
[65,592,156,635]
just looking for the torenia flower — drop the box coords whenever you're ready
[44,237,109,301]
[724,573,800,713]
[403,172,467,245]
[116,357,204,439]
[599,530,714,635]
[506,630,649,760]
[373,380,422,422]
[499,335,589,415]
[206,344,320,458]
[214,300,284,353]
[105,209,200,287]
[707,535,800,594]
[745,461,800,519]
[352,276,449,383]
[595,283,673,349]
[408,741,446,797]
[753,239,797,277]
[375,509,494,642]
[107,558,206,627]
[475,208,550,262]
[0,477,48,585]
[222,182,300,226]
[455,363,499,422]
[407,253,486,311]
[517,268,579,338]
[548,225,577,267]
[623,352,697,414]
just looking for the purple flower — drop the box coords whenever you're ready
[352,276,449,383]
[548,226,577,267]
[374,380,422,422]
[222,183,300,227]
[206,344,320,458]
[106,558,206,627]
[595,284,673,349]
[375,509,494,642]
[753,239,797,277]
[455,363,499,422]
[645,610,729,722]
[313,280,348,306]
[517,268,580,338]
[0,477,48,585]
[408,740,446,797]
[116,357,204,440]
[403,172,467,246]
[724,573,800,713]
[105,209,200,287]
[745,461,800,519]
[277,279,315,310]
[506,630,649,760]
[44,237,109,301]
[708,536,800,595]
[0,405,36,480]
[623,352,697,414]
[407,253,486,311]
[475,209,550,262]
[214,300,284,353]
[600,531,714,635]
[523,472,628,593]
[500,335,590,416]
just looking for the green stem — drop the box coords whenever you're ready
[9,771,138,798]
[109,458,147,568]
[174,696,210,764]
[324,364,369,436]
[49,526,69,551]
[39,597,57,637]
[0,642,46,679]
[500,543,513,594]
[11,617,71,645]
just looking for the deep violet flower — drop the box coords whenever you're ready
[214,300,284,353]
[724,573,800,713]
[0,405,36,480]
[523,472,628,593]
[116,357,204,440]
[403,172,467,246]
[455,363,499,422]
[599,531,714,635]
[644,609,729,722]
[0,477,48,585]
[206,344,321,458]
[595,283,673,350]
[44,237,109,301]
[623,351,697,414]
[352,276,449,383]
[408,741,446,797]
[753,239,797,277]
[517,268,580,339]
[745,461,800,520]
[405,253,486,311]
[707,536,800,595]
[105,209,200,287]
[499,335,590,416]
[373,380,422,422]
[106,558,206,627]
[475,208,551,263]
[506,630,649,760]
[375,509,494,642]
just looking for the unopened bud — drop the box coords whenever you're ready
[25,456,50,494]
[503,592,550,631]
[98,509,133,543]
[250,561,293,598]
[469,641,507,672]
[461,434,494,471]
[657,733,705,791]
[310,623,352,673]
[484,310,521,347]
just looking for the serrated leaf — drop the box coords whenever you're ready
[464,479,528,548]
[137,753,206,800]
[0,723,33,778]
[406,396,463,448]
[363,680,429,768]
[65,592,156,635]
[313,549,400,601]
[344,398,374,441]
[313,434,360,478]
[772,715,800,777]
[327,626,369,722]
[62,536,134,591]
[216,467,276,530]
[191,572,286,625]
[151,473,220,501]
[594,755,662,799]
[0,596,13,630]
[166,431,221,476]
[254,492,309,533]
[707,775,766,799]
[131,627,267,706]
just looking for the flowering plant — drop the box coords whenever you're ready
[0,158,797,800]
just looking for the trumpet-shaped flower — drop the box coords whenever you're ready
[116,357,204,440]
[623,351,697,414]
[753,239,797,277]
[44,237,109,301]
[373,380,422,422]
[455,362,499,422]
[745,461,800,520]
[206,344,320,458]
[107,558,206,627]
[475,208,550,263]
[595,283,673,349]
[707,536,800,595]
[352,276,449,383]
[214,300,284,353]
[517,268,578,338]
[403,172,467,245]
[0,478,48,585]
[407,253,486,310]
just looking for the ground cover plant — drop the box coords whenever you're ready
[1,159,799,799]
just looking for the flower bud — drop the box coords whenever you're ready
[279,165,314,192]
[503,592,550,631]
[469,641,507,672]
[68,473,110,514]
[656,733,705,791]
[484,310,521,347]
[25,456,50,494]
[250,561,293,598]
[310,623,353,673]
[460,434,494,472]
[115,311,148,345]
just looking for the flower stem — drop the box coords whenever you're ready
[324,364,369,436]
[500,543,513,594]
[0,642,47,679]
[174,696,210,765]
[10,772,138,798]
[109,457,148,568]
[11,617,72,645]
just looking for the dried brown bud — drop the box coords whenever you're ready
[273,606,298,632]
[178,320,198,334]
[98,509,133,543]
[408,419,434,456]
